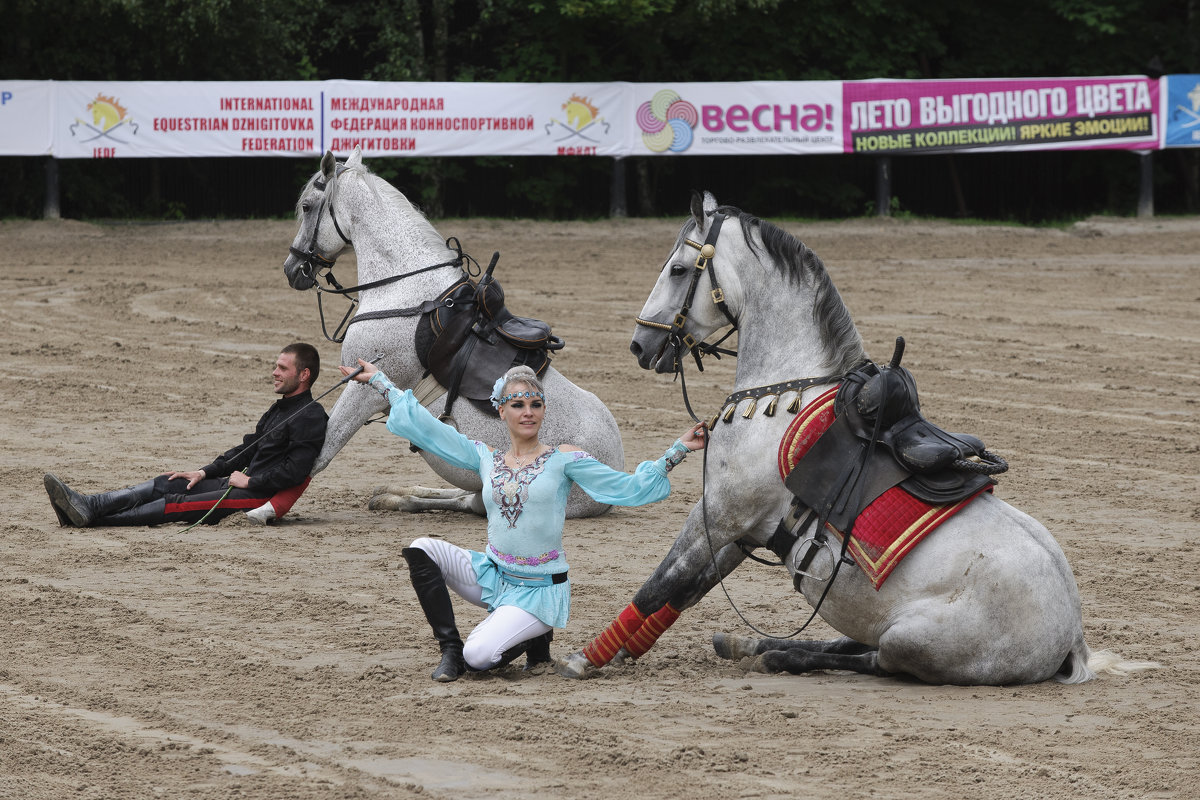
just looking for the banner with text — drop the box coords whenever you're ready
[52,81,323,159]
[1162,74,1200,148]
[1,81,53,156]
[626,82,842,155]
[844,76,1159,155]
[6,77,1183,159]
[322,79,628,157]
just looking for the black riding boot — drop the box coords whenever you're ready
[401,547,466,682]
[489,630,554,672]
[524,631,554,671]
[95,497,167,527]
[44,474,155,528]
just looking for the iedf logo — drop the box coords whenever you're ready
[70,93,140,156]
[637,89,698,153]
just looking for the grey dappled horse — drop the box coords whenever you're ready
[558,191,1154,684]
[270,147,624,517]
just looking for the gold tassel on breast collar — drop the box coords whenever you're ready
[710,374,844,425]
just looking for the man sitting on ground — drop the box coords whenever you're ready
[45,342,328,528]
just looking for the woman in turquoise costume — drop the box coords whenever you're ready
[341,360,706,682]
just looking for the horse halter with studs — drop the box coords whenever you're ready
[636,211,738,366]
[289,164,354,288]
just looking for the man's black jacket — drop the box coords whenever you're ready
[200,390,328,494]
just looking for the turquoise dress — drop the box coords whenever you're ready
[369,372,689,628]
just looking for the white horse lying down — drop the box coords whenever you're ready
[264,147,623,519]
[558,191,1157,685]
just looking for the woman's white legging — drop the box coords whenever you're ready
[408,536,552,670]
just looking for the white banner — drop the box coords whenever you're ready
[324,79,629,157]
[52,81,322,159]
[626,82,843,155]
[6,78,1176,158]
[0,81,53,156]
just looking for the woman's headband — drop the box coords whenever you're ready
[490,375,545,410]
[498,389,544,406]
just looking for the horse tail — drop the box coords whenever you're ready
[1054,640,1160,685]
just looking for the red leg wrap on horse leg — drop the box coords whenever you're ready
[623,603,681,659]
[582,603,646,667]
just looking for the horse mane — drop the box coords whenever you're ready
[300,161,452,258]
[715,205,867,374]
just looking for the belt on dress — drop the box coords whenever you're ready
[499,568,568,587]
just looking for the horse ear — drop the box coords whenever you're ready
[346,145,363,168]
[702,191,718,217]
[321,150,336,180]
[689,191,705,226]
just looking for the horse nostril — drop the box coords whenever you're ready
[630,341,642,358]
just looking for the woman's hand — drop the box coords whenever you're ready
[338,359,378,384]
[680,421,708,451]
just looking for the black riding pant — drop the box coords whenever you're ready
[100,475,274,526]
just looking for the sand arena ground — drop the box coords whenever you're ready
[1,214,1196,799]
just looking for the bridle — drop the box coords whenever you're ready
[634,211,739,423]
[636,209,848,638]
[288,166,354,289]
[287,165,476,343]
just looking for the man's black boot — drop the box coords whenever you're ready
[402,547,466,682]
[45,475,154,527]
[96,498,167,527]
[45,475,157,528]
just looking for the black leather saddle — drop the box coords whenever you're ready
[415,253,564,420]
[783,338,1006,535]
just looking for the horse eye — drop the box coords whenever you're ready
[669,263,687,277]
[302,201,312,213]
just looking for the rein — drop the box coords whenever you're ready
[310,238,479,343]
[288,165,482,343]
[697,374,844,638]
[637,208,849,636]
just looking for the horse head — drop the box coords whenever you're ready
[87,96,125,131]
[283,147,363,290]
[631,191,745,374]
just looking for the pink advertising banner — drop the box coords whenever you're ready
[844,76,1159,154]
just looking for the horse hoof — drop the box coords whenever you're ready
[609,647,634,667]
[749,653,780,674]
[554,652,592,680]
[367,493,405,511]
[244,504,275,525]
[713,633,758,660]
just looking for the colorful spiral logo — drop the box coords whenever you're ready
[638,89,698,153]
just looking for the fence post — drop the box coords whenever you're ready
[875,156,892,217]
[610,156,627,218]
[1136,150,1154,218]
[44,156,61,220]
